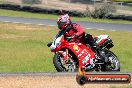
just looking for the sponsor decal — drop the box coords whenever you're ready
[82,54,91,64]
[73,45,79,51]
[96,37,102,43]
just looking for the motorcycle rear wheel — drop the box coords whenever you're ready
[101,50,120,71]
[53,52,77,72]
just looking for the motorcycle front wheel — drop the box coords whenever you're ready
[53,52,77,72]
[101,50,120,71]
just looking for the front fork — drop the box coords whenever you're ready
[57,49,77,72]
[58,49,69,61]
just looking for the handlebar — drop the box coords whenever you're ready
[47,42,52,47]
[66,36,74,42]
[66,36,79,43]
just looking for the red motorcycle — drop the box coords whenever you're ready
[47,31,120,72]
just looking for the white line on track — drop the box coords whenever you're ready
[48,25,56,26]
[86,27,116,31]
[98,29,105,30]
[111,30,116,31]
[2,21,117,32]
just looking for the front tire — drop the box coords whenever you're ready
[53,53,77,72]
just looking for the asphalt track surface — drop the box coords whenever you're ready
[0,16,132,31]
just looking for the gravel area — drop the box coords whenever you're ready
[0,75,131,88]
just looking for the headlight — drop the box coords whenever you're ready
[50,42,61,51]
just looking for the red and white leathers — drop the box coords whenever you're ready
[57,14,97,49]
[64,23,84,38]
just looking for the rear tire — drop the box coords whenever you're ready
[101,50,120,71]
[53,53,77,72]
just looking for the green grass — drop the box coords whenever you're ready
[0,22,132,72]
[0,9,132,24]
[0,22,58,72]
[114,0,132,3]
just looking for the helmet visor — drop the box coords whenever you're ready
[57,22,65,29]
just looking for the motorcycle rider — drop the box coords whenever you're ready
[57,13,99,50]
[57,13,99,71]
